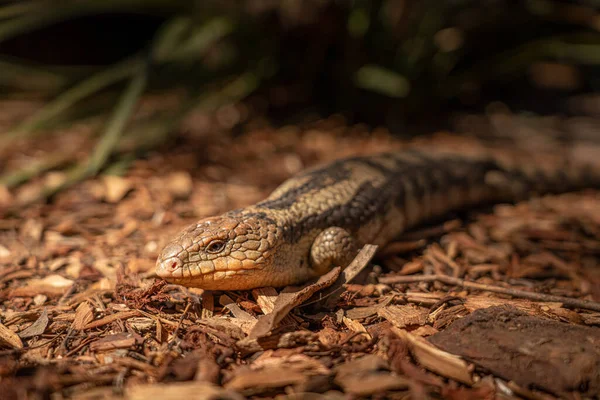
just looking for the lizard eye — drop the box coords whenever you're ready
[205,240,227,254]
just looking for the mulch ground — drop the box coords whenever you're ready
[1,110,600,400]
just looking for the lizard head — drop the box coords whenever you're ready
[155,213,281,290]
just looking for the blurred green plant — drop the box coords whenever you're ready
[2,0,600,203]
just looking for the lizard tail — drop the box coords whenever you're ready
[489,143,600,201]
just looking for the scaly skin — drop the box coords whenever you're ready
[156,149,597,290]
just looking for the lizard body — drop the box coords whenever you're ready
[156,149,598,290]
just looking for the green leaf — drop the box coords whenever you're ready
[85,64,148,176]
[8,57,142,137]
[354,65,410,98]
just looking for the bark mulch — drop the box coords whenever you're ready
[1,112,600,399]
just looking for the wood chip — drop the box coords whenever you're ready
[253,352,330,376]
[392,327,473,384]
[20,219,43,242]
[126,382,243,400]
[379,239,427,257]
[334,355,408,396]
[0,322,23,349]
[83,310,140,330]
[339,374,410,396]
[220,295,257,321]
[412,325,439,337]
[377,304,428,329]
[322,244,378,309]
[72,301,95,330]
[335,354,387,377]
[90,332,141,352]
[342,316,371,339]
[252,287,279,314]
[165,171,193,199]
[9,274,74,297]
[249,267,341,339]
[0,244,10,258]
[102,175,133,203]
[18,308,48,338]
[236,330,317,356]
[224,368,307,392]
[201,291,214,319]
[221,316,257,336]
[344,304,385,320]
[397,260,424,275]
[252,286,298,328]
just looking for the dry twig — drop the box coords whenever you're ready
[379,274,600,312]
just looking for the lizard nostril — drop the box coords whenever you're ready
[157,257,182,278]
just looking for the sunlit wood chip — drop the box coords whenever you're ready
[9,274,74,297]
[72,301,95,330]
[252,287,279,314]
[392,327,472,384]
[166,171,193,199]
[93,259,120,280]
[202,291,214,319]
[377,304,428,329]
[0,245,10,258]
[0,322,23,349]
[20,218,43,242]
[33,294,47,306]
[102,175,133,203]
[127,258,155,274]
[342,316,371,339]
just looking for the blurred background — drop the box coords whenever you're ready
[2,0,600,205]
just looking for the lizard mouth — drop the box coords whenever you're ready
[160,267,266,291]
[156,257,266,289]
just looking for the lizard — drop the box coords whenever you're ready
[155,148,599,290]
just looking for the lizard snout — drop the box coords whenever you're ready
[156,256,184,278]
[156,243,185,278]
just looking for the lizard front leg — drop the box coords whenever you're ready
[310,227,358,275]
